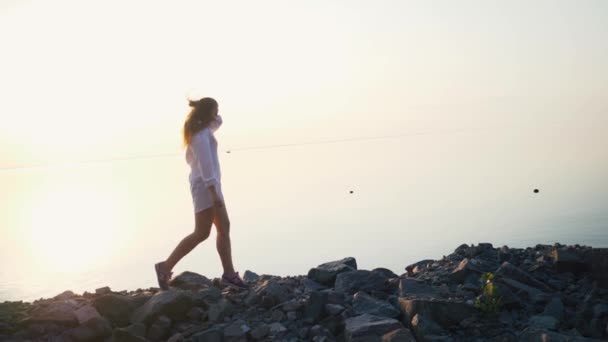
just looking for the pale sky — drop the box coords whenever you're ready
[1,0,606,169]
[1,1,608,300]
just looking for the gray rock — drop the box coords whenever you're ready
[169,271,212,290]
[69,317,112,341]
[192,286,222,304]
[450,258,480,283]
[304,291,329,324]
[95,286,112,295]
[405,259,435,275]
[518,326,604,342]
[224,319,251,341]
[250,324,270,339]
[268,322,287,335]
[410,313,448,341]
[186,307,205,321]
[192,327,224,342]
[398,298,476,329]
[592,303,608,318]
[543,297,564,321]
[74,305,102,325]
[372,268,399,279]
[147,315,171,341]
[529,315,559,331]
[335,270,388,294]
[308,257,358,286]
[131,290,195,325]
[93,294,136,327]
[207,298,233,323]
[325,304,345,316]
[344,313,404,341]
[495,262,551,291]
[353,291,400,318]
[25,301,79,326]
[113,323,147,342]
[243,270,260,283]
[399,278,439,298]
[381,328,416,342]
[254,279,289,306]
[167,333,185,342]
[497,278,550,305]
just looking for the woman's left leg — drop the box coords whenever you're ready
[214,202,236,276]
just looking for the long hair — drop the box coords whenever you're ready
[182,97,218,147]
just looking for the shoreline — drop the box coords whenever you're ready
[1,242,607,341]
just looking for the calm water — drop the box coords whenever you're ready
[1,122,607,302]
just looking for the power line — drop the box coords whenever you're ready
[0,121,568,172]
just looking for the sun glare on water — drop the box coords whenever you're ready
[21,178,125,273]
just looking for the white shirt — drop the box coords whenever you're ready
[185,115,223,188]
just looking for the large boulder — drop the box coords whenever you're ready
[308,257,358,286]
[352,291,400,318]
[94,294,138,327]
[399,278,439,298]
[168,271,212,290]
[495,262,552,291]
[344,313,405,342]
[131,290,195,325]
[335,270,389,294]
[398,298,477,329]
[23,301,79,326]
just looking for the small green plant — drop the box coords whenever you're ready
[473,272,503,316]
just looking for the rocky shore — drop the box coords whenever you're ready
[1,243,607,342]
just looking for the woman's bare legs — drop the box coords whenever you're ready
[214,202,236,276]
[164,206,215,272]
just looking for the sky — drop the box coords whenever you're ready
[0,0,607,300]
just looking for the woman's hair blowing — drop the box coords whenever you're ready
[182,97,218,147]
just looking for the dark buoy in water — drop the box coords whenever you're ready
[226,150,231,153]
[534,189,539,193]
[349,190,354,194]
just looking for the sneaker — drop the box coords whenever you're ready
[221,271,249,289]
[154,261,173,291]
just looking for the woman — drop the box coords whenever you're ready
[154,97,248,290]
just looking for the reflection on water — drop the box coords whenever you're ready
[1,123,607,302]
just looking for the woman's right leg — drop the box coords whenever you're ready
[164,206,215,272]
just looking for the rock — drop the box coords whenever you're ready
[95,286,112,295]
[551,247,591,274]
[543,297,564,321]
[353,291,400,318]
[405,259,435,275]
[93,294,136,327]
[192,327,224,342]
[243,270,260,283]
[325,304,345,316]
[450,258,480,283]
[518,326,604,342]
[131,289,195,325]
[270,309,286,322]
[53,290,78,301]
[167,333,184,342]
[250,324,270,339]
[303,291,329,324]
[308,257,358,286]
[591,248,608,287]
[113,323,147,342]
[207,298,233,323]
[495,262,551,291]
[302,278,327,292]
[254,279,289,306]
[335,270,388,294]
[593,303,608,318]
[147,315,171,341]
[399,278,439,298]
[373,268,399,279]
[74,305,101,325]
[497,278,550,305]
[193,286,222,304]
[224,319,251,341]
[69,317,112,341]
[382,328,416,342]
[268,322,287,335]
[169,271,212,290]
[344,313,404,341]
[529,315,559,331]
[410,313,448,341]
[186,306,205,321]
[398,298,476,329]
[24,301,79,326]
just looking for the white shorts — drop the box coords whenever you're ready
[189,176,224,213]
